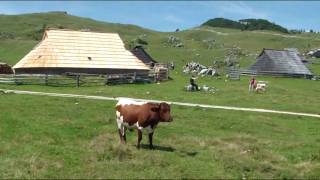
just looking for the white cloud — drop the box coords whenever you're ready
[163,14,184,23]
[215,1,270,19]
[0,3,20,14]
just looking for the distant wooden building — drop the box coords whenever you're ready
[250,48,313,77]
[0,62,13,74]
[130,46,169,81]
[13,29,150,75]
[130,46,157,66]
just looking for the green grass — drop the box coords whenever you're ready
[0,39,38,65]
[1,73,319,114]
[1,12,320,178]
[0,12,156,39]
[1,12,320,109]
[307,59,320,75]
[0,94,320,178]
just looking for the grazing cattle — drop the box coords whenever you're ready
[255,81,268,93]
[115,98,173,149]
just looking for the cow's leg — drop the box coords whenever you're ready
[116,111,126,144]
[117,124,126,144]
[148,132,154,149]
[118,125,127,144]
[137,129,142,149]
[118,128,124,144]
[123,127,127,142]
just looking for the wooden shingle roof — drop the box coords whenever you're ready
[130,46,157,64]
[250,48,312,76]
[13,29,150,70]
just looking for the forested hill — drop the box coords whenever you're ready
[202,18,289,33]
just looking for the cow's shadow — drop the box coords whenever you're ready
[139,144,175,152]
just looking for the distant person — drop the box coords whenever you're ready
[249,77,257,92]
[190,75,199,91]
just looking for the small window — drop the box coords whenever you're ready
[88,57,92,60]
[38,55,42,59]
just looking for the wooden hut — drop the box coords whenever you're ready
[0,62,13,74]
[13,29,150,75]
[250,48,313,78]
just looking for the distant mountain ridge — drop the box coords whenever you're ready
[202,18,289,34]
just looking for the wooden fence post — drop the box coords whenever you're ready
[45,74,48,86]
[76,75,80,87]
[13,74,17,85]
[104,75,108,85]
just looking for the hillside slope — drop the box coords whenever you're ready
[1,13,320,178]
[0,12,320,73]
[0,12,156,40]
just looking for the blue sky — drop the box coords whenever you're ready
[0,1,319,32]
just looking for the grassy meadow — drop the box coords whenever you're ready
[1,94,320,178]
[1,74,320,114]
[0,12,320,178]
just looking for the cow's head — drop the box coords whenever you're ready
[158,102,173,122]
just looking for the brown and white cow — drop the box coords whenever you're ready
[115,98,173,149]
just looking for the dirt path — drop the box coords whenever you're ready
[194,27,319,40]
[193,28,229,35]
[1,89,319,118]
